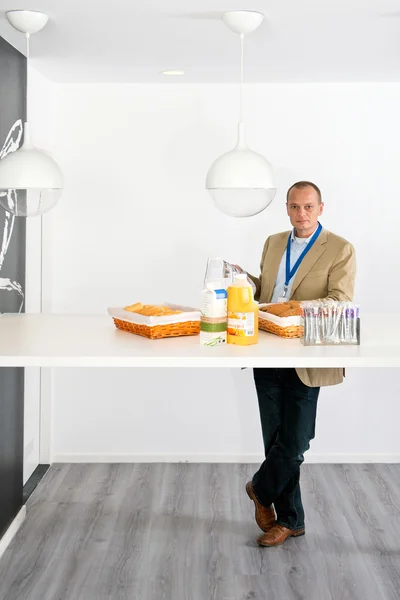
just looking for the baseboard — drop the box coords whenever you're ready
[0,506,26,561]
[52,453,400,464]
[23,464,50,503]
[306,453,400,464]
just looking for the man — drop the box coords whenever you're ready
[244,181,356,548]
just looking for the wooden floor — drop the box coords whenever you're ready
[0,463,399,600]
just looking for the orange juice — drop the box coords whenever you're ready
[227,274,258,345]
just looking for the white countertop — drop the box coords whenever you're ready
[0,313,398,368]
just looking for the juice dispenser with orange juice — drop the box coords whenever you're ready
[227,274,258,345]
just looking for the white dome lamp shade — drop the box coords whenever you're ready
[206,11,276,218]
[0,10,63,217]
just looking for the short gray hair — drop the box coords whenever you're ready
[287,181,322,204]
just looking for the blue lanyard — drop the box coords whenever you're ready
[284,222,322,294]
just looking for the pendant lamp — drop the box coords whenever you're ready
[0,10,63,217]
[206,11,276,218]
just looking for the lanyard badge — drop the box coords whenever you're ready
[278,222,323,302]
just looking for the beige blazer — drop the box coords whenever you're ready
[248,228,356,388]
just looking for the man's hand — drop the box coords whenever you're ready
[229,265,257,295]
[232,264,244,273]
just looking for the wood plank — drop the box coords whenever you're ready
[0,463,399,600]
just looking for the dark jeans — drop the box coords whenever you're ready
[252,368,320,531]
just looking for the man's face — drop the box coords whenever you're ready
[286,187,324,237]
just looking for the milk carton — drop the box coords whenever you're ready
[200,283,227,346]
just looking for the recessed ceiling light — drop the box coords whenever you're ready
[162,70,185,76]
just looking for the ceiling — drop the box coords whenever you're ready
[0,0,400,83]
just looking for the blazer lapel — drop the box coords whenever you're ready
[290,229,328,298]
[266,232,289,303]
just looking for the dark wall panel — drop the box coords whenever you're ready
[0,35,27,538]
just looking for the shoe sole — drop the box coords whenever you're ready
[257,529,306,547]
[246,482,274,533]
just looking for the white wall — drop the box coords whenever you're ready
[47,82,400,462]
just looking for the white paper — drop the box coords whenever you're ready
[258,304,301,328]
[107,302,201,326]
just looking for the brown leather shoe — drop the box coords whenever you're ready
[257,524,305,547]
[246,481,276,532]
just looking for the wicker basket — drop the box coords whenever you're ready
[108,303,201,340]
[258,318,303,339]
[258,304,303,339]
[113,318,200,339]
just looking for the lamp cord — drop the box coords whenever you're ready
[25,33,30,124]
[240,33,244,123]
